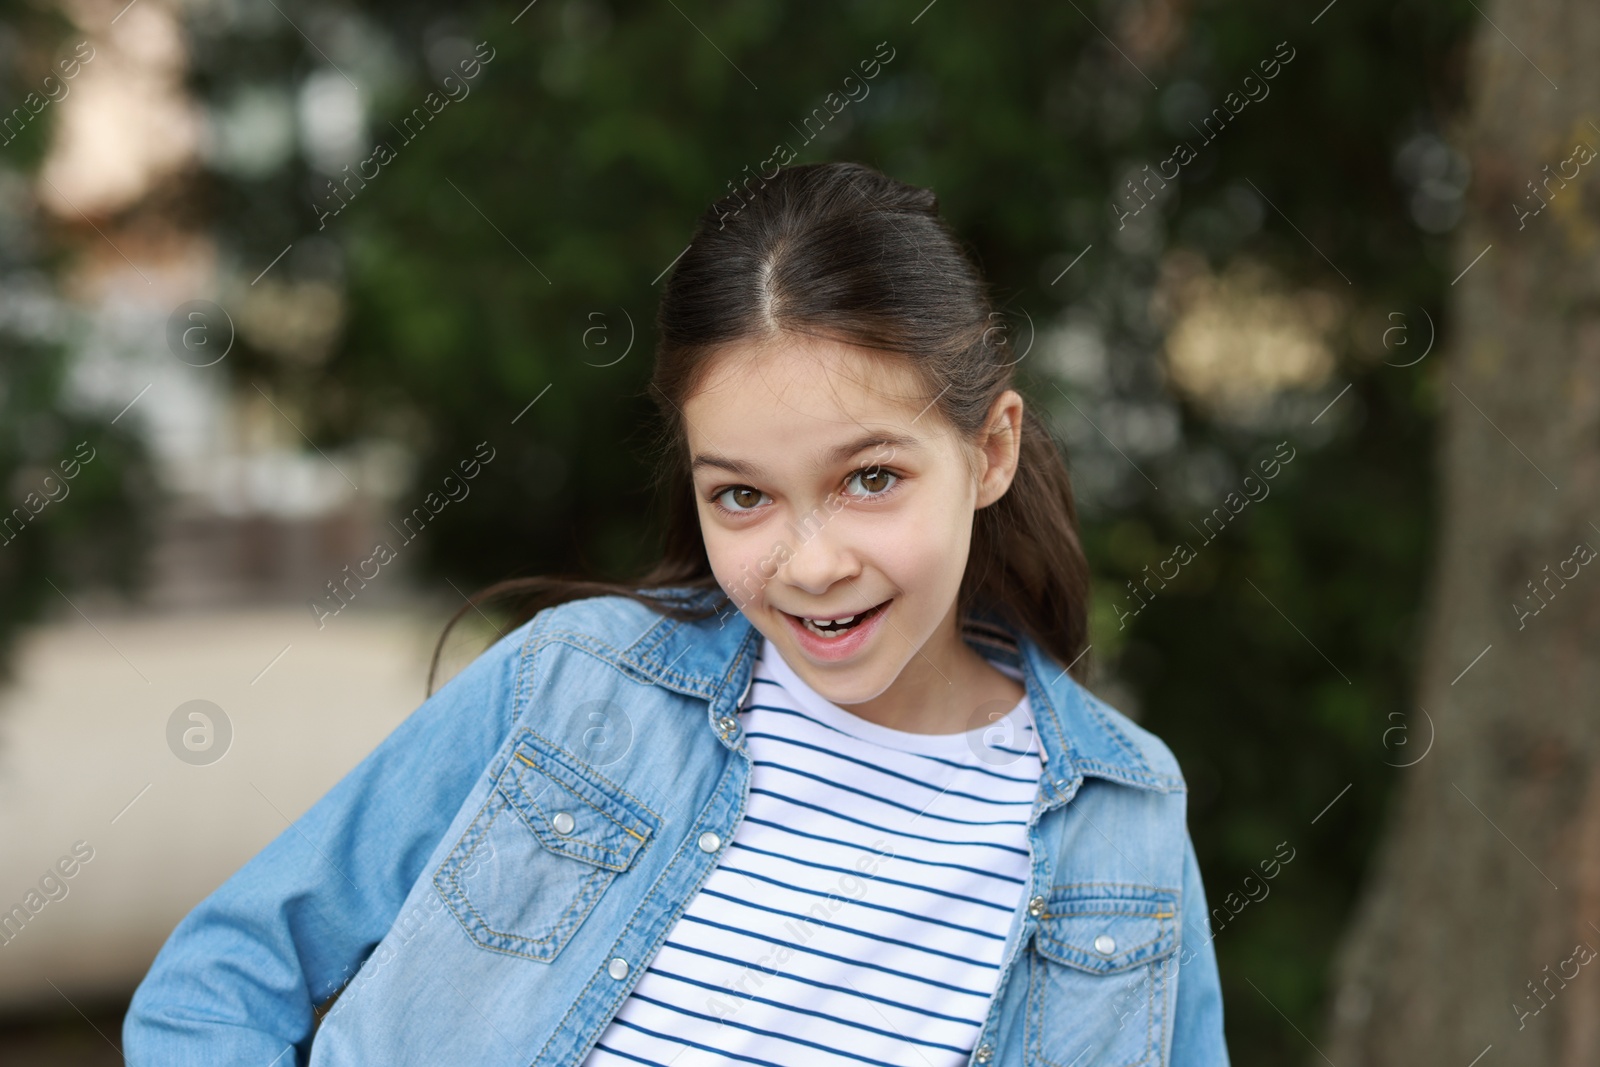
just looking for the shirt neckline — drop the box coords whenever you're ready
[753,637,1035,760]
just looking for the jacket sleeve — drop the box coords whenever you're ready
[122,621,533,1067]
[1170,828,1231,1066]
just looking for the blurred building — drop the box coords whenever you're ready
[0,0,475,1025]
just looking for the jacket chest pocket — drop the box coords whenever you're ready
[434,727,660,961]
[1025,887,1179,1067]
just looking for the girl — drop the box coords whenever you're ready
[124,161,1229,1066]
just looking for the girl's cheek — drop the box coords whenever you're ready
[708,535,789,609]
[897,495,970,555]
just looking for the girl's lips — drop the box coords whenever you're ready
[781,599,893,663]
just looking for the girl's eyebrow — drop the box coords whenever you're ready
[690,431,923,479]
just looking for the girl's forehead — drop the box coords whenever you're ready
[685,335,930,428]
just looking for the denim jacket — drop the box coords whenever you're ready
[124,585,1230,1066]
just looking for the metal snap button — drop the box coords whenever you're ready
[975,1042,994,1063]
[1094,933,1117,955]
[717,715,739,734]
[1027,895,1046,918]
[607,956,629,980]
[551,811,576,835]
[698,830,722,853]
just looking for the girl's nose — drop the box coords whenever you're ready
[777,521,862,596]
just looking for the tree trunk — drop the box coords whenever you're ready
[1322,2,1600,1064]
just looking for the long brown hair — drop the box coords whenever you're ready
[427,161,1092,694]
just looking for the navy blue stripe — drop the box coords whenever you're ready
[606,1017,797,1067]
[752,759,1034,825]
[676,913,992,997]
[748,787,1032,857]
[696,878,1005,955]
[646,947,975,1026]
[710,863,998,940]
[739,815,1028,885]
[727,840,1014,913]
[911,748,1037,785]
[745,698,1039,784]
[590,1040,671,1067]
[629,982,971,1056]
[623,991,964,1064]
[742,729,1037,806]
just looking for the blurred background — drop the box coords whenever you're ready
[1,0,1596,1063]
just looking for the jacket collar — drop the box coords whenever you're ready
[614,585,1180,799]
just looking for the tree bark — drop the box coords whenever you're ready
[1322,1,1600,1064]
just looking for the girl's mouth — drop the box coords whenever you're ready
[793,600,889,637]
[781,599,894,662]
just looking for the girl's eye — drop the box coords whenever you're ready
[845,466,899,498]
[713,486,769,513]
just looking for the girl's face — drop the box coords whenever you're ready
[683,333,1022,711]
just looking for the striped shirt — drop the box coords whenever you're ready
[582,636,1042,1067]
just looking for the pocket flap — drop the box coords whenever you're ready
[1033,887,1179,974]
[496,729,657,872]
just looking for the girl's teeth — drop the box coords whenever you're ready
[803,617,846,638]
[799,605,880,638]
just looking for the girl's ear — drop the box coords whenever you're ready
[975,389,1024,508]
